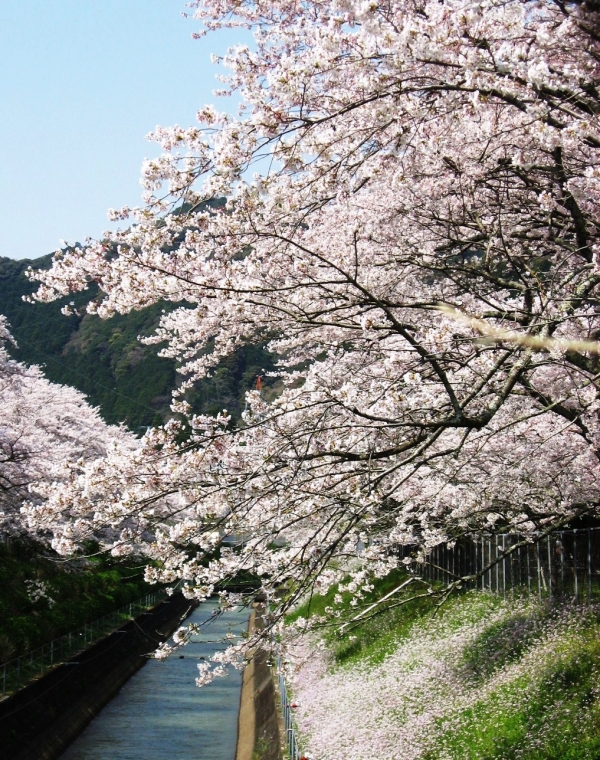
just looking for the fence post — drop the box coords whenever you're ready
[588,528,593,600]
[547,535,552,598]
[560,531,565,596]
[574,529,579,600]
[452,542,456,582]
[469,540,473,589]
[536,541,543,600]
[502,534,506,599]
[480,537,484,590]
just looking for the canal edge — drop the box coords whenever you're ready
[236,607,257,760]
[0,594,194,760]
[235,602,282,760]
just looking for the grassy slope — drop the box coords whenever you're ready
[287,568,441,666]
[0,541,152,662]
[289,576,600,760]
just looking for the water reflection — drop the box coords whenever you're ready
[62,599,248,760]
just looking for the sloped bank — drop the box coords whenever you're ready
[289,588,600,760]
[0,593,193,760]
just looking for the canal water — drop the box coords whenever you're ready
[61,599,249,760]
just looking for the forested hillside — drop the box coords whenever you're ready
[0,254,273,429]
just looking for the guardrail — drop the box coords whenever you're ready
[276,653,302,760]
[0,589,167,696]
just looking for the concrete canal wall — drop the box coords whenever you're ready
[236,604,282,760]
[0,593,193,760]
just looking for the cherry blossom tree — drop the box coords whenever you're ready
[0,316,134,550]
[27,0,600,671]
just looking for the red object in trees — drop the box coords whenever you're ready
[255,375,263,391]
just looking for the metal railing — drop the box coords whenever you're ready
[276,653,302,760]
[413,527,600,600]
[265,590,303,760]
[0,589,167,696]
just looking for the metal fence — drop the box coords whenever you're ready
[413,527,600,600]
[276,653,302,760]
[0,589,167,696]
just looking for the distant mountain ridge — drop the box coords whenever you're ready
[0,253,273,429]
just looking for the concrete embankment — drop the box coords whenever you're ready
[236,603,283,760]
[0,593,193,760]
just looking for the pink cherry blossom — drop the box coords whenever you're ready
[20,0,600,667]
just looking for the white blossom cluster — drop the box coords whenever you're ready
[24,579,55,607]
[0,315,135,546]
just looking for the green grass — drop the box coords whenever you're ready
[429,612,600,760]
[0,540,153,660]
[287,569,463,666]
[289,575,600,759]
[459,605,549,682]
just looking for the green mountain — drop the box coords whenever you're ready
[0,254,274,430]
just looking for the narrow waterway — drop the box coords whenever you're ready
[61,599,249,760]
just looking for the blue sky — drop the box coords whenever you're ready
[0,0,246,260]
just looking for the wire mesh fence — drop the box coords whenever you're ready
[0,589,167,697]
[409,527,600,601]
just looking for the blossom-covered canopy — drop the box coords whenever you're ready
[28,0,600,670]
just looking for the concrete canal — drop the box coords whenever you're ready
[61,599,249,760]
